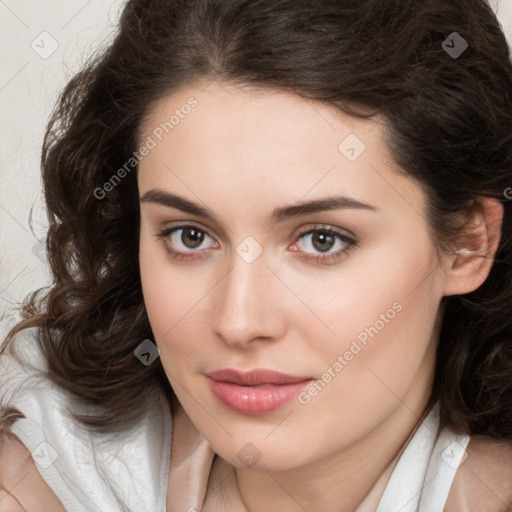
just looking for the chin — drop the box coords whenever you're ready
[222,451,303,472]
[209,432,317,473]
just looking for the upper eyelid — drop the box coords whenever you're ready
[296,225,356,240]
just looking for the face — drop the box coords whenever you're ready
[138,80,449,471]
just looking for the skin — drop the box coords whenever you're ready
[137,80,502,512]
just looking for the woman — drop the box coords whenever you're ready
[1,0,511,510]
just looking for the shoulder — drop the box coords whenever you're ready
[445,434,512,512]
[0,428,66,511]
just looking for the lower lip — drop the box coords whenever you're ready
[207,377,314,415]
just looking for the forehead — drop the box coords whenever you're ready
[140,80,380,163]
[137,80,426,223]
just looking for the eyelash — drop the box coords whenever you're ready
[154,223,358,265]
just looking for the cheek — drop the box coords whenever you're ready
[139,235,215,365]
[294,231,440,351]
[299,232,442,386]
[314,275,441,423]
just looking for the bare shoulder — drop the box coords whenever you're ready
[0,429,66,511]
[445,434,512,512]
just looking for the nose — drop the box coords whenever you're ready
[212,250,287,348]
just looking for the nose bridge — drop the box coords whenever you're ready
[212,245,283,345]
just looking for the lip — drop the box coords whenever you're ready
[206,369,314,415]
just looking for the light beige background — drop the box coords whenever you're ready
[1,0,511,338]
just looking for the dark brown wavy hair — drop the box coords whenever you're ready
[2,0,512,438]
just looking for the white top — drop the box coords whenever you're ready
[0,327,172,511]
[0,327,470,511]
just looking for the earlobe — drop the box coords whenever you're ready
[443,197,504,297]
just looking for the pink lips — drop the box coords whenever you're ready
[206,369,314,415]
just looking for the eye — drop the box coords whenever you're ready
[155,224,218,260]
[154,222,358,264]
[290,225,358,265]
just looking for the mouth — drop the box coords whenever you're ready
[206,369,315,415]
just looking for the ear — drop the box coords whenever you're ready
[442,197,504,297]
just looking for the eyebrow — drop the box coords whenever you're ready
[140,189,377,225]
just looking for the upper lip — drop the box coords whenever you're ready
[206,368,312,386]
